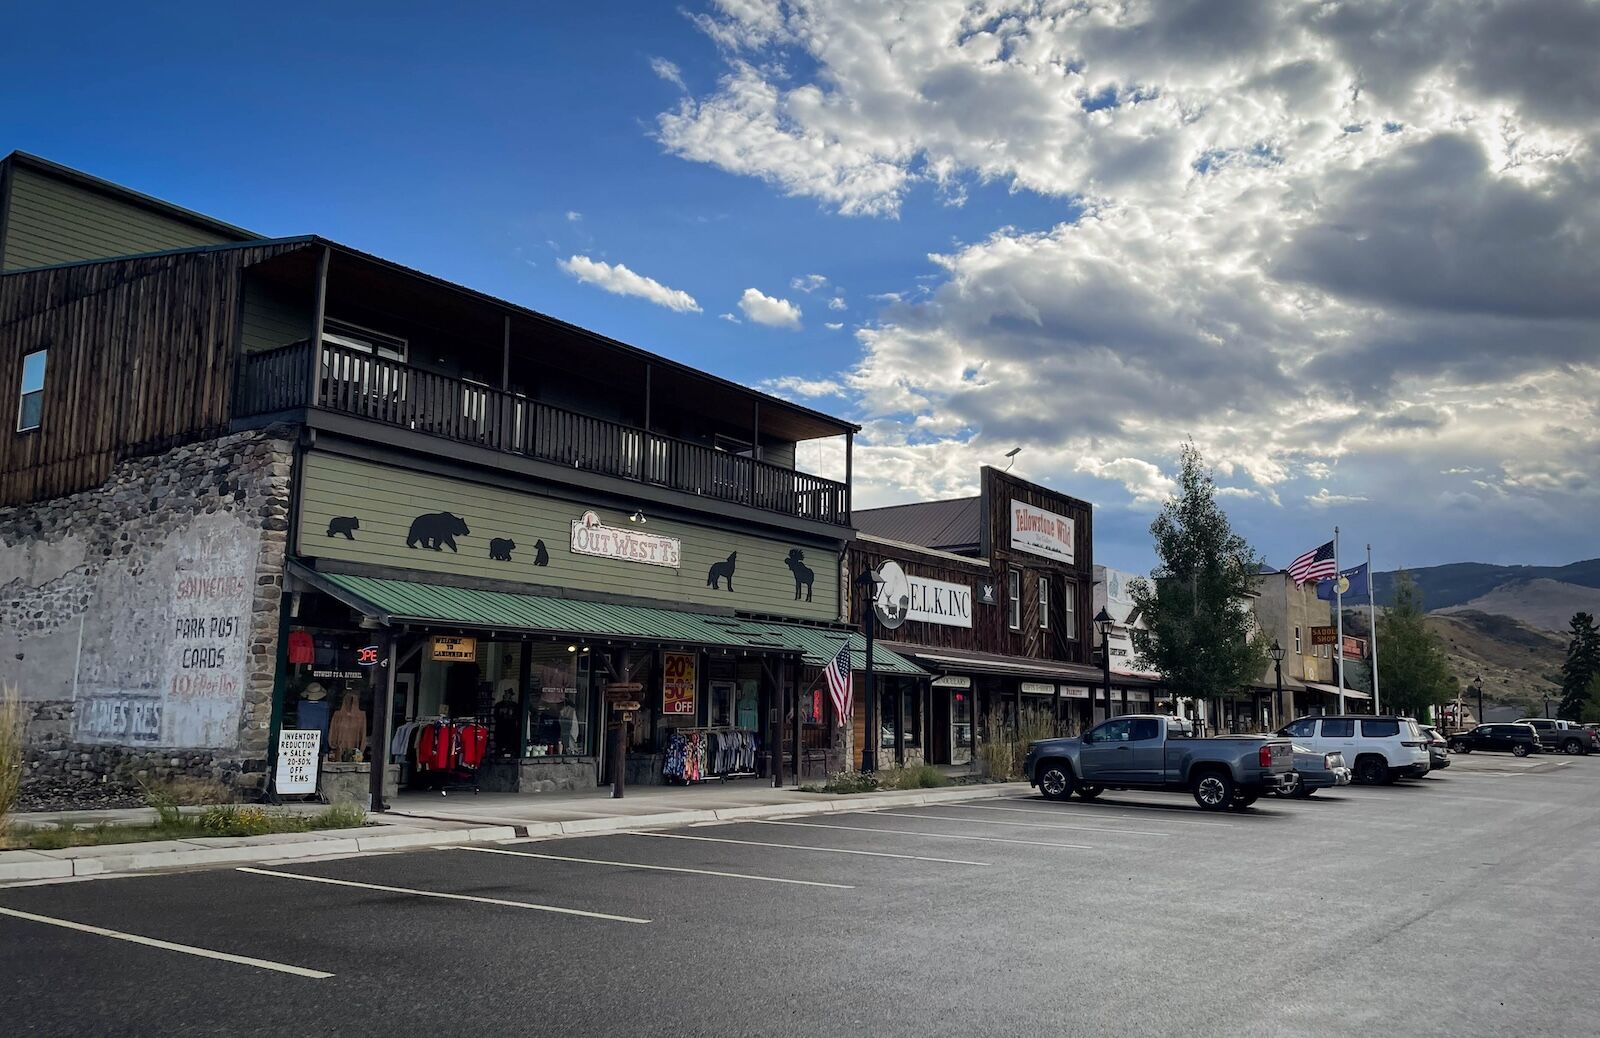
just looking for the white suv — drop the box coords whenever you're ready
[1276,715,1431,785]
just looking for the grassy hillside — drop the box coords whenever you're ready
[1425,610,1564,715]
[1371,559,1600,611]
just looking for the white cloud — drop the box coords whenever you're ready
[828,296,847,311]
[650,56,686,90]
[1307,489,1371,509]
[791,273,828,293]
[737,287,802,328]
[719,312,741,323]
[565,211,582,222]
[1074,457,1177,508]
[764,375,844,398]
[824,322,844,331]
[558,256,701,313]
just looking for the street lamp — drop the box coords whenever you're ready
[1269,640,1286,731]
[856,567,886,773]
[1094,607,1114,720]
[1473,673,1483,727]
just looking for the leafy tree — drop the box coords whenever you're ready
[1128,444,1268,708]
[1375,571,1456,716]
[1556,612,1600,721]
[1580,675,1600,725]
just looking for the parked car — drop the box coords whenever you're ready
[1418,724,1452,770]
[1024,714,1295,811]
[1516,718,1592,755]
[1276,715,1431,785]
[1448,723,1541,757]
[1276,744,1351,797]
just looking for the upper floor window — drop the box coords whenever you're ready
[1294,626,1302,654]
[1063,581,1077,639]
[17,349,47,432]
[1007,568,1021,630]
[1038,576,1050,630]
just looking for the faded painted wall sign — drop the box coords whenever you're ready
[160,565,252,747]
[77,694,163,743]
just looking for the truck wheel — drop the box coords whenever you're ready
[1563,739,1583,755]
[1192,771,1234,811]
[1076,785,1103,800]
[1038,762,1075,801]
[1449,740,1470,753]
[1292,785,1317,798]
[1354,757,1389,785]
[1230,791,1259,810]
[1512,743,1530,758]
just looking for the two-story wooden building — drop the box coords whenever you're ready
[846,468,1103,769]
[0,151,920,801]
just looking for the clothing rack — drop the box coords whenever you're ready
[663,727,759,784]
[395,717,488,795]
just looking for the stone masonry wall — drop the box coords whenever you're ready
[1,428,294,800]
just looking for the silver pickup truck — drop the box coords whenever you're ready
[1023,714,1295,811]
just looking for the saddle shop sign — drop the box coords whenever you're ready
[1010,499,1075,565]
[571,510,682,569]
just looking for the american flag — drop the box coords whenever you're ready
[1288,540,1338,586]
[823,641,852,728]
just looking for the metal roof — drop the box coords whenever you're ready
[852,497,983,552]
[880,642,1105,684]
[318,572,924,677]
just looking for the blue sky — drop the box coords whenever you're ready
[5,2,1596,578]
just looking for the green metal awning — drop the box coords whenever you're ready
[311,571,924,677]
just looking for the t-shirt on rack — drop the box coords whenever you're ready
[663,727,759,783]
[393,718,488,793]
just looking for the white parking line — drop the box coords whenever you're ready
[620,831,991,866]
[753,819,1092,850]
[955,802,1238,828]
[865,810,1171,837]
[454,846,853,888]
[993,798,1241,826]
[0,904,333,979]
[236,868,649,923]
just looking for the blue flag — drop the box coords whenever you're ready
[1316,563,1368,601]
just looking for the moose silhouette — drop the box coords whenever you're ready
[784,549,814,602]
[706,551,737,591]
[406,512,470,552]
[326,516,359,540]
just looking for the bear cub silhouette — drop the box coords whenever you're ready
[488,537,516,561]
[533,539,550,566]
[326,516,360,540]
[406,512,470,552]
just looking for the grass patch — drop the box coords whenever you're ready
[2,803,368,851]
[801,770,880,795]
[876,763,950,790]
[0,686,21,838]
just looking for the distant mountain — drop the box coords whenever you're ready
[1425,611,1565,715]
[1371,559,1600,626]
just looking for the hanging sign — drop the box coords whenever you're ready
[1310,626,1337,647]
[431,635,478,662]
[1341,635,1367,659]
[663,651,698,715]
[932,674,972,689]
[1020,682,1057,695]
[872,562,911,630]
[570,510,682,568]
[274,729,321,795]
[1010,499,1075,564]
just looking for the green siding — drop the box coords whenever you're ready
[241,272,312,353]
[298,451,842,623]
[2,166,235,270]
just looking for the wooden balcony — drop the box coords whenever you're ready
[237,340,850,525]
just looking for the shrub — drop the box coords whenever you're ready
[0,686,22,836]
[307,804,367,831]
[978,705,1056,781]
[877,763,949,790]
[806,770,879,795]
[156,776,231,806]
[199,805,277,836]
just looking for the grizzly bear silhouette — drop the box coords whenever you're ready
[533,539,549,567]
[784,549,814,602]
[326,516,360,540]
[488,537,516,561]
[706,551,737,591]
[406,512,470,552]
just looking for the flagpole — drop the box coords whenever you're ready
[1367,543,1381,715]
[1334,526,1346,713]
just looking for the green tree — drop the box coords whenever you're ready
[1556,612,1600,721]
[1376,571,1455,716]
[1128,444,1268,707]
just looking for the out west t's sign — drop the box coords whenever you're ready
[1009,499,1075,564]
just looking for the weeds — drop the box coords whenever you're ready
[1,802,368,851]
[0,686,21,837]
[978,705,1057,781]
[876,763,949,790]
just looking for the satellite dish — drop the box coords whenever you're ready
[873,561,911,631]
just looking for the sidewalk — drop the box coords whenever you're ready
[1,781,1030,885]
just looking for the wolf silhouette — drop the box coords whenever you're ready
[706,551,737,591]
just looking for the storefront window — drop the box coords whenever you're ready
[284,629,384,762]
[879,685,923,748]
[525,646,592,756]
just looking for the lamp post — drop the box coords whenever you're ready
[1473,673,1483,726]
[1269,639,1286,731]
[1094,607,1114,720]
[856,567,886,774]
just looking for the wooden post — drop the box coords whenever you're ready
[792,662,803,785]
[844,430,854,521]
[644,364,652,432]
[306,246,330,407]
[500,314,511,390]
[368,629,397,812]
[895,679,906,767]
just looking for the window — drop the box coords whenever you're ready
[1038,577,1050,630]
[1131,718,1162,741]
[1294,626,1302,654]
[1284,718,1318,739]
[879,687,923,748]
[1362,719,1401,738]
[1007,568,1021,630]
[1090,718,1135,742]
[1321,719,1355,738]
[16,349,46,431]
[1063,581,1077,639]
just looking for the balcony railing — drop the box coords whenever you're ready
[238,340,850,525]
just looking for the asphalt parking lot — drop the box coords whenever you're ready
[3,754,1598,1038]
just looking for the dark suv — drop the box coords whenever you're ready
[1448,723,1541,757]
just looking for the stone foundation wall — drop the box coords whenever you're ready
[1,428,295,801]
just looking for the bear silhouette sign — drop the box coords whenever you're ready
[407,512,471,552]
